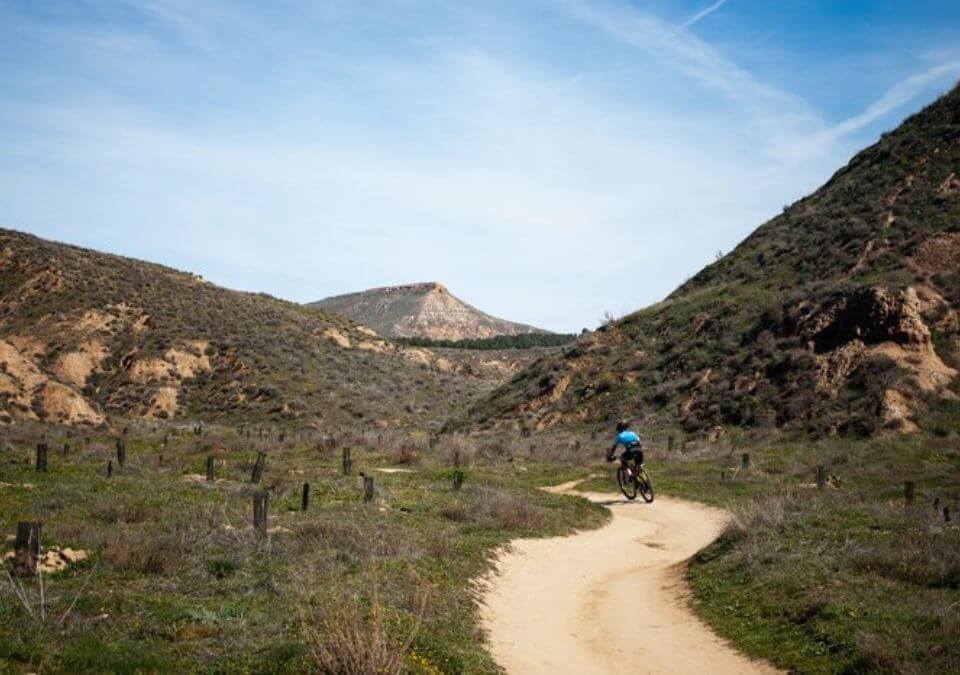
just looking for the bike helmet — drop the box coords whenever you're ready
[616,420,629,433]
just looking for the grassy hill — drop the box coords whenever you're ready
[463,83,960,438]
[0,230,495,429]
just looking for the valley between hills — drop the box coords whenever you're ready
[0,85,959,673]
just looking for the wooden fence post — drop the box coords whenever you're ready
[62,442,69,457]
[904,480,915,506]
[667,435,674,453]
[206,456,215,482]
[251,452,266,484]
[342,448,352,476]
[301,483,310,512]
[363,475,375,503]
[36,442,48,472]
[453,450,461,469]
[453,470,464,491]
[107,460,113,478]
[741,453,751,471]
[529,443,535,457]
[116,438,126,467]
[253,491,268,532]
[945,506,952,523]
[14,522,41,575]
[816,465,826,489]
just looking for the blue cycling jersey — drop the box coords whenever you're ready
[614,430,641,447]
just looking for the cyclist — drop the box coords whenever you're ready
[606,420,644,475]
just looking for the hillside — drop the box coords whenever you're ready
[311,282,546,341]
[0,230,498,428]
[464,83,960,436]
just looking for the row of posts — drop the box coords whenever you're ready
[21,430,472,547]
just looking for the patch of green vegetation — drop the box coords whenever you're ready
[397,332,577,350]
[0,425,605,673]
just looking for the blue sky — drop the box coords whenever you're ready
[1,1,959,333]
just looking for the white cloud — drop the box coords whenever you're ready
[680,0,728,31]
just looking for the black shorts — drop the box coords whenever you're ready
[621,446,644,465]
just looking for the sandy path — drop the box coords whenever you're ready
[479,482,779,674]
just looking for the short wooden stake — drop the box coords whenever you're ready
[116,438,126,467]
[205,455,215,482]
[301,482,310,512]
[721,470,725,482]
[741,453,751,471]
[251,452,266,484]
[904,480,915,506]
[36,442,48,472]
[453,450,461,468]
[14,522,41,575]
[106,460,113,478]
[253,491,268,532]
[816,465,826,489]
[529,443,535,457]
[342,447,352,476]
[363,475,375,502]
[453,470,464,491]
[945,506,952,523]
[62,442,69,457]
[667,435,674,453]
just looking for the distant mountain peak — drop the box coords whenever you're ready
[310,282,546,341]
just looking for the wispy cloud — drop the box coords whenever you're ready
[830,60,960,138]
[680,0,728,31]
[560,0,960,163]
[1,0,958,330]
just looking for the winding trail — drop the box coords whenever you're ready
[479,481,779,674]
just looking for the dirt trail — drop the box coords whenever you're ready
[479,481,779,674]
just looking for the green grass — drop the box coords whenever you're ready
[577,431,960,673]
[0,426,605,673]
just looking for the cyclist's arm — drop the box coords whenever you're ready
[606,441,619,462]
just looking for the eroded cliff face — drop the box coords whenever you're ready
[311,282,545,341]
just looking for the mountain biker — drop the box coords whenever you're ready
[606,420,644,471]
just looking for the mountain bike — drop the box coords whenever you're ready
[616,457,654,503]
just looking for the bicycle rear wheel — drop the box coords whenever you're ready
[637,468,654,503]
[616,465,638,500]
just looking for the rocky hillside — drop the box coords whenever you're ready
[464,83,960,437]
[0,230,497,428]
[311,282,545,341]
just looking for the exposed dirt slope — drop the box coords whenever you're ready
[480,483,778,674]
[0,230,493,428]
[464,83,960,437]
[311,282,545,341]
